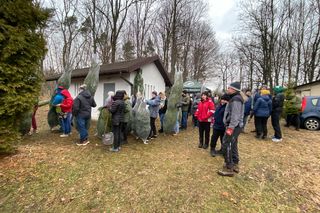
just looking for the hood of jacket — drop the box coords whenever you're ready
[80,90,92,99]
[61,89,72,99]
[261,94,270,102]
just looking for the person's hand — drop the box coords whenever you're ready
[225,128,234,136]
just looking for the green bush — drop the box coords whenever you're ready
[0,0,50,153]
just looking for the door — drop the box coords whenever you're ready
[103,83,115,105]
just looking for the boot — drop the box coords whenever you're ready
[217,167,235,177]
[198,143,203,148]
[216,149,223,155]
[233,164,240,173]
[203,144,209,149]
[158,128,163,133]
[210,149,216,157]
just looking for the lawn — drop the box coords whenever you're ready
[1,107,320,212]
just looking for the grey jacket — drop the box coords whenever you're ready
[146,96,160,118]
[223,93,244,129]
[72,90,96,119]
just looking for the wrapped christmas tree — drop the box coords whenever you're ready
[163,72,183,133]
[84,54,100,96]
[135,100,151,144]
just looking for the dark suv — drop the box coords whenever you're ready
[300,96,320,131]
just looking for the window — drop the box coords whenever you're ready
[74,82,80,96]
[311,98,318,106]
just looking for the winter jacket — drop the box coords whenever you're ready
[244,96,252,116]
[146,96,160,118]
[159,98,168,114]
[181,95,191,112]
[213,103,227,131]
[72,90,96,119]
[60,89,73,113]
[195,98,215,122]
[253,95,272,117]
[223,92,245,129]
[272,92,285,112]
[123,98,132,123]
[52,89,64,106]
[109,99,125,126]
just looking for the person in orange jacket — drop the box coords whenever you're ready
[195,91,215,149]
[56,88,73,137]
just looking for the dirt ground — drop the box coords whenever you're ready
[1,107,320,212]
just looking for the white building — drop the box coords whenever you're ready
[46,55,172,119]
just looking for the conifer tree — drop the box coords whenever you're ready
[0,0,51,153]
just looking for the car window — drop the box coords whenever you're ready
[311,98,318,106]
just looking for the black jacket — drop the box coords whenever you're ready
[109,99,125,125]
[272,92,285,112]
[159,99,168,114]
[72,90,96,119]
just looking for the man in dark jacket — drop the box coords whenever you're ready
[109,90,125,152]
[210,94,230,157]
[73,84,96,146]
[180,90,190,130]
[271,86,285,142]
[218,82,245,177]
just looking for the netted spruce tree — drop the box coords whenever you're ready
[0,0,51,153]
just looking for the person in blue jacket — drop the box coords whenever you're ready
[253,89,272,139]
[146,91,161,140]
[210,94,230,157]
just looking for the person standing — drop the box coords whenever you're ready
[146,91,160,140]
[73,84,96,145]
[210,94,230,157]
[180,90,190,130]
[218,82,245,177]
[253,89,272,139]
[57,88,73,137]
[195,91,215,149]
[271,86,285,142]
[242,89,252,132]
[122,91,132,144]
[158,92,168,133]
[109,90,125,152]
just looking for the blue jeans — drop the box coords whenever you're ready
[61,112,71,134]
[159,113,165,130]
[76,116,89,142]
[181,111,188,129]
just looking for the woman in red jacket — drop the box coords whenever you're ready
[195,91,215,149]
[56,89,73,137]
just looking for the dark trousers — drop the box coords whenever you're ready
[286,114,300,130]
[198,122,211,146]
[210,129,225,150]
[181,111,188,129]
[149,117,157,137]
[221,126,241,169]
[112,124,122,149]
[255,116,268,137]
[271,111,282,139]
[31,105,38,130]
[192,115,198,127]
[121,122,128,142]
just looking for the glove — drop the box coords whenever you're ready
[225,128,234,136]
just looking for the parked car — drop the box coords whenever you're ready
[300,96,320,131]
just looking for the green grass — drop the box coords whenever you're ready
[1,108,320,212]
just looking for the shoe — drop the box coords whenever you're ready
[158,129,163,133]
[82,140,90,146]
[272,138,283,142]
[60,134,69,138]
[255,135,262,139]
[233,164,240,173]
[210,149,217,157]
[109,147,119,152]
[143,140,149,145]
[147,137,152,140]
[172,133,178,136]
[262,135,267,140]
[198,143,203,148]
[295,128,300,131]
[203,144,209,149]
[152,135,158,139]
[28,131,33,136]
[217,167,235,177]
[35,129,39,134]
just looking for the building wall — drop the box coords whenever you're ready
[296,83,320,97]
[67,62,166,119]
[130,62,166,99]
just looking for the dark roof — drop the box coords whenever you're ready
[295,79,320,89]
[45,55,172,86]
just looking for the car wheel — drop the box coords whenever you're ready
[304,118,320,131]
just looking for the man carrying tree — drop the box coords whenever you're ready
[180,90,190,130]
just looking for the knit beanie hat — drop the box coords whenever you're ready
[152,91,157,96]
[229,82,241,92]
[260,89,270,96]
[273,86,284,94]
[220,94,231,101]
